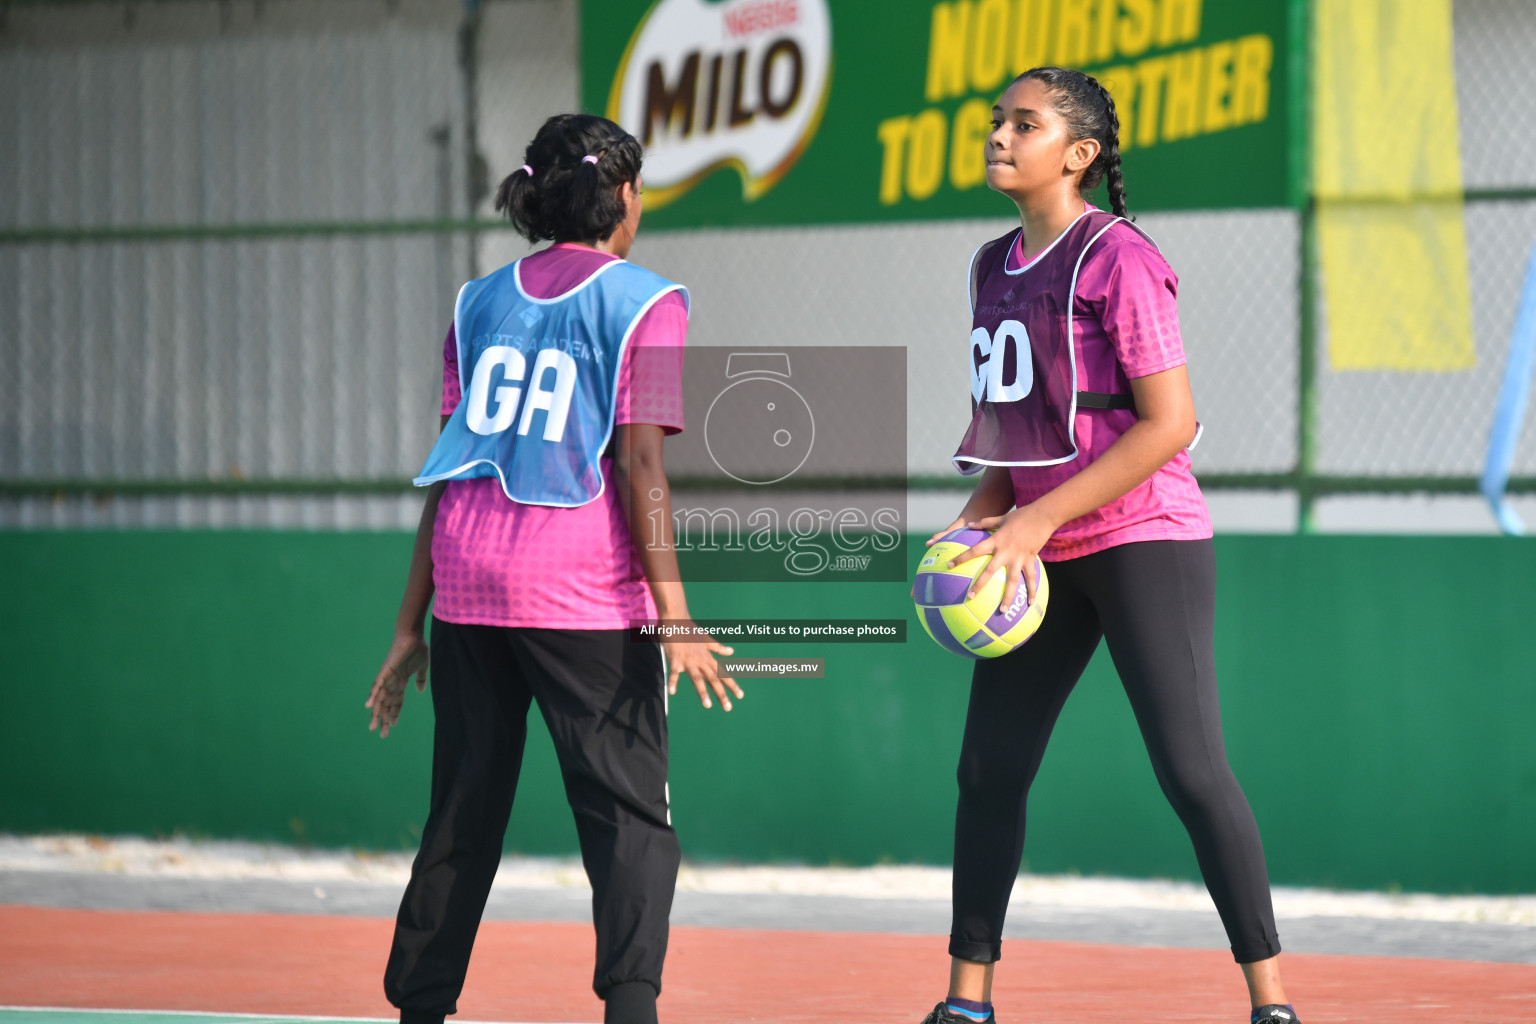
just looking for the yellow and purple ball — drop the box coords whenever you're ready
[912,528,1049,659]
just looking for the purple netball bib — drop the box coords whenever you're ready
[953,210,1135,474]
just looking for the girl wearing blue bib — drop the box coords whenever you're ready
[365,115,741,1024]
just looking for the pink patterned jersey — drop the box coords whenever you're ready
[1003,213,1212,560]
[430,243,686,628]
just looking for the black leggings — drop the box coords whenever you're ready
[949,538,1281,964]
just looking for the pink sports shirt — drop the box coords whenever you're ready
[429,244,687,628]
[1002,211,1213,560]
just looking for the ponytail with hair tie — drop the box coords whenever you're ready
[492,114,642,244]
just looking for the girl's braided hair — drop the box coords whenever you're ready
[494,113,643,244]
[1016,66,1131,220]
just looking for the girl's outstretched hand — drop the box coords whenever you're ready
[367,632,429,738]
[663,625,743,712]
[948,504,1057,614]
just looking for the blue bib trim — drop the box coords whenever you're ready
[413,256,687,507]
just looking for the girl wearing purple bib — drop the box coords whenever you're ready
[919,70,1299,1024]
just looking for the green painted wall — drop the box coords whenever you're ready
[1,532,1531,894]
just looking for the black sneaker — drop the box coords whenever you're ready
[920,1003,995,1024]
[1252,1006,1300,1024]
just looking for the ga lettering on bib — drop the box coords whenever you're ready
[414,258,687,507]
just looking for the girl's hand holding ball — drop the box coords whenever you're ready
[949,504,1056,612]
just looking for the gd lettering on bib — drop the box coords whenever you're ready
[953,210,1150,473]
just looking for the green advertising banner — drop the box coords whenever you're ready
[579,0,1302,228]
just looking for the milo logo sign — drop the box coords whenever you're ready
[606,0,833,209]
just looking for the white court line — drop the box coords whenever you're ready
[0,1010,386,1022]
[0,1008,594,1024]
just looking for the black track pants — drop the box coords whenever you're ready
[384,620,679,1020]
[948,538,1281,964]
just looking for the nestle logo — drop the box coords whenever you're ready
[723,0,799,38]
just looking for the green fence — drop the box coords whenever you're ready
[5,1,1536,529]
[3,530,1532,895]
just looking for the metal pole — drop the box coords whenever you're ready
[1290,0,1317,533]
[458,0,487,282]
[1297,201,1318,532]
[430,122,454,324]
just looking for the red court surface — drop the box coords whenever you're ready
[3,905,1535,1023]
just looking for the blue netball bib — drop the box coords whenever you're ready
[413,257,687,507]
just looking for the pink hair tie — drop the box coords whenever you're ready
[520,164,533,176]
[582,154,599,164]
